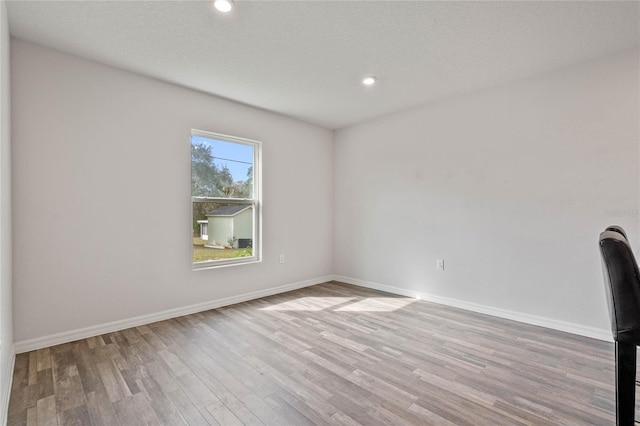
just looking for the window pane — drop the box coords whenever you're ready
[191,135,254,199]
[192,202,254,263]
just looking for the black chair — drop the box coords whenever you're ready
[599,227,640,426]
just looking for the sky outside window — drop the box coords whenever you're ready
[191,135,253,182]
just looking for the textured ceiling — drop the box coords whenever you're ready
[6,1,640,129]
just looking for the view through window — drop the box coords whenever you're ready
[191,130,260,268]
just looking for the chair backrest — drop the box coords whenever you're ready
[600,229,640,343]
[606,225,628,240]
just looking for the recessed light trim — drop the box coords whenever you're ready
[362,76,377,86]
[214,0,233,13]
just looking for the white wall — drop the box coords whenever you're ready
[0,1,12,423]
[11,39,334,344]
[334,49,640,336]
[8,37,638,352]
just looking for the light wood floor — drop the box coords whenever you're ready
[8,281,619,425]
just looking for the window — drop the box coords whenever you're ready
[191,130,261,269]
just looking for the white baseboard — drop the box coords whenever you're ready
[334,275,612,342]
[15,276,333,354]
[1,345,15,426]
[14,273,612,354]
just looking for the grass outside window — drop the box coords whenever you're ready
[192,237,252,263]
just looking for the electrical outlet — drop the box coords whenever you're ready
[279,254,285,264]
[436,259,444,270]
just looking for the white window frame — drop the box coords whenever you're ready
[191,129,261,270]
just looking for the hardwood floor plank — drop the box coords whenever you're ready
[205,399,244,426]
[8,384,36,419]
[407,402,461,426]
[35,369,54,401]
[326,390,390,425]
[174,370,219,409]
[271,389,331,425]
[85,389,121,426]
[165,388,212,426]
[215,392,265,426]
[144,360,178,394]
[11,354,29,397]
[95,361,127,403]
[236,392,289,425]
[72,348,106,396]
[263,392,315,425]
[25,406,36,426]
[35,395,57,426]
[136,376,188,426]
[56,404,92,426]
[28,353,37,386]
[157,349,189,377]
[327,410,363,426]
[112,392,161,426]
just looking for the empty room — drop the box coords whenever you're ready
[1,0,639,425]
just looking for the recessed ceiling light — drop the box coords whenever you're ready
[362,76,376,86]
[214,0,233,13]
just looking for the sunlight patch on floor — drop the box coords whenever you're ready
[260,296,416,312]
[259,297,355,311]
[335,297,415,312]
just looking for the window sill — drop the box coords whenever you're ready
[192,257,261,271]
